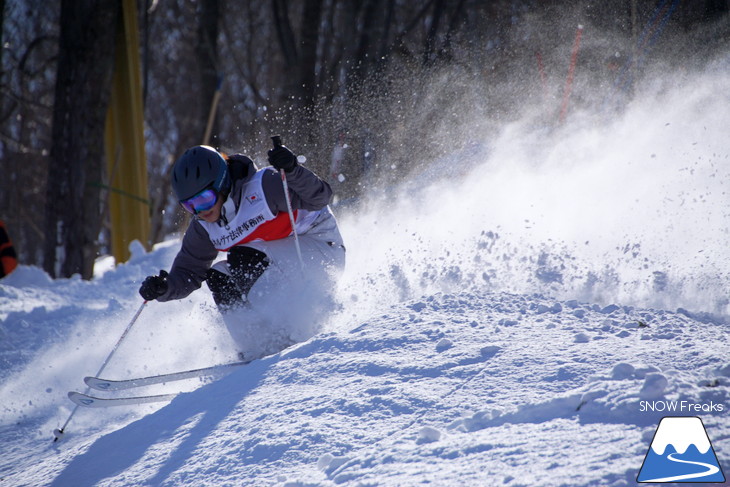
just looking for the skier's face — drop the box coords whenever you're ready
[197,197,224,223]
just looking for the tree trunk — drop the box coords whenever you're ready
[0,0,5,62]
[703,0,728,20]
[423,0,445,66]
[197,0,220,145]
[271,0,324,159]
[350,0,378,93]
[272,0,299,101]
[44,0,119,279]
[299,0,322,109]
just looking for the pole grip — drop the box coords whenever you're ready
[271,135,282,148]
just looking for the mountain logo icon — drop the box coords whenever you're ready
[638,416,726,483]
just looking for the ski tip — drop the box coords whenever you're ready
[68,391,96,407]
[67,390,178,408]
[84,376,112,391]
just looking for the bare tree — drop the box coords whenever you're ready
[1,0,59,265]
[43,0,119,279]
[197,0,220,145]
[144,0,207,243]
[271,0,324,147]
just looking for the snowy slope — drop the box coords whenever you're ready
[2,272,729,486]
[1,63,730,486]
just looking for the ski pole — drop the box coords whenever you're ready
[53,300,148,442]
[271,135,305,272]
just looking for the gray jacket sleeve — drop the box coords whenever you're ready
[261,165,333,214]
[158,219,219,302]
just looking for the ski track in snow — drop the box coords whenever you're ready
[1,63,730,486]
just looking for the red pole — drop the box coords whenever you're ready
[559,25,584,123]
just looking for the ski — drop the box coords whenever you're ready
[68,391,177,408]
[84,359,252,392]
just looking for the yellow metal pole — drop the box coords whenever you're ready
[105,0,150,263]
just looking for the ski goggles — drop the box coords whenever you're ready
[180,188,218,214]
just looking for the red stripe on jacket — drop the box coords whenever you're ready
[220,210,297,251]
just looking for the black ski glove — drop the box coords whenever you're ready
[139,270,168,301]
[268,145,298,173]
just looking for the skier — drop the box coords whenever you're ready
[139,143,345,353]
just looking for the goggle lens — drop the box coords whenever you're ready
[180,188,218,214]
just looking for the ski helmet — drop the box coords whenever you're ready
[171,145,231,201]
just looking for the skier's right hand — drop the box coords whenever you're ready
[268,145,298,173]
[139,270,168,301]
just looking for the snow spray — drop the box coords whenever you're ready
[335,58,730,324]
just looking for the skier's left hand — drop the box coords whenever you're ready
[268,145,298,173]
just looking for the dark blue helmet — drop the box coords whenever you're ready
[171,145,231,201]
